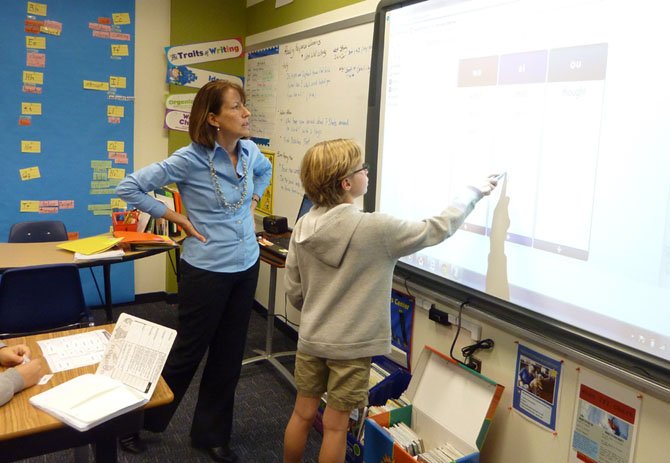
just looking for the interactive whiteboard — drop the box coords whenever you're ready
[367,0,670,390]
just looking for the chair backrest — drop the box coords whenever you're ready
[8,220,68,243]
[0,264,93,338]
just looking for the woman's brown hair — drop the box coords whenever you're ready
[188,79,246,149]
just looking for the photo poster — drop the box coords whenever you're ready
[569,369,641,463]
[390,289,415,368]
[512,343,563,431]
[1,0,136,305]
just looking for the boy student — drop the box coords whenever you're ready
[282,139,498,463]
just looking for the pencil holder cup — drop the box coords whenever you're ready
[112,210,139,232]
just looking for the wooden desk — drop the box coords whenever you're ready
[243,233,296,388]
[0,240,180,322]
[0,325,173,462]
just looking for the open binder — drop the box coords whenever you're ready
[29,313,176,432]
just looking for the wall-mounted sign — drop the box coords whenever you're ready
[166,38,243,66]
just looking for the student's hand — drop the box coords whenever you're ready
[471,175,499,196]
[0,344,31,367]
[15,358,43,388]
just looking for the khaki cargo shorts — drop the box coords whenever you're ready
[294,351,371,412]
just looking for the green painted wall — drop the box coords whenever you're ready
[246,0,365,36]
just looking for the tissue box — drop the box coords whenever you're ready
[364,346,504,463]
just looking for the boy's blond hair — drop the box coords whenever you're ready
[300,139,362,207]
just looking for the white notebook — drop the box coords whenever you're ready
[30,313,176,432]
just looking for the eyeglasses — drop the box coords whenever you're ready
[345,163,370,178]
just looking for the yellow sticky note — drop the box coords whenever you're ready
[112,13,131,25]
[20,200,40,212]
[83,80,110,91]
[110,198,126,209]
[20,166,41,180]
[91,160,113,169]
[21,140,41,153]
[107,168,125,180]
[27,2,47,16]
[107,105,125,117]
[107,141,125,152]
[109,76,127,88]
[26,36,46,49]
[111,44,129,57]
[23,71,44,85]
[21,102,42,115]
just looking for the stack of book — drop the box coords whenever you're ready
[385,422,424,456]
[367,361,411,416]
[113,231,177,251]
[417,443,465,462]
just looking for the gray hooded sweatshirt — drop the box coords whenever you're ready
[284,187,482,360]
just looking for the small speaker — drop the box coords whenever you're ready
[263,215,288,234]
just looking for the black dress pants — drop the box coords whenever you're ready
[144,258,260,447]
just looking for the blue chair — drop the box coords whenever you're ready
[8,220,68,243]
[0,264,94,338]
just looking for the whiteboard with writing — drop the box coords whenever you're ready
[246,22,373,221]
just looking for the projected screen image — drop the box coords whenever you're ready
[375,0,670,361]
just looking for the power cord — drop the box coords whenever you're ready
[461,338,495,369]
[449,299,467,364]
[279,293,300,329]
[403,275,414,297]
[449,300,495,370]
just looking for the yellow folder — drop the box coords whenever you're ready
[57,235,123,255]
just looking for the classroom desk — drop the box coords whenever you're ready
[0,324,173,463]
[0,239,180,323]
[243,233,296,389]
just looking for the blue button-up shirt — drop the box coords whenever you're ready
[116,139,272,273]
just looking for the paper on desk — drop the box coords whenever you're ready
[73,249,125,262]
[29,373,147,432]
[37,330,111,373]
[29,313,176,432]
[96,313,176,398]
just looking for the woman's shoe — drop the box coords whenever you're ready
[119,433,147,454]
[192,442,239,463]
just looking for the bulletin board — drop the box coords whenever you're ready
[245,21,373,222]
[0,0,135,305]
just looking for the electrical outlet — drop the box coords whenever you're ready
[468,357,482,373]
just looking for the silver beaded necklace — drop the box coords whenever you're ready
[207,152,249,211]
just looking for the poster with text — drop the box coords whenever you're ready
[569,369,640,463]
[512,343,562,431]
[390,289,414,369]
